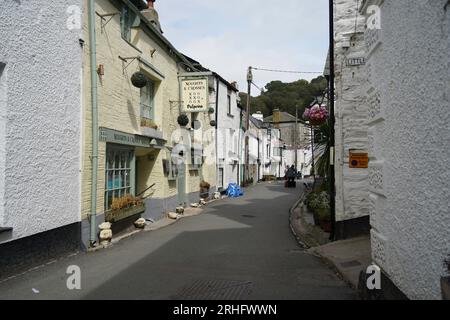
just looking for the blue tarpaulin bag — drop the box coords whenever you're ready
[226,183,243,197]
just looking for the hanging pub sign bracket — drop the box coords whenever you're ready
[118,56,140,75]
[95,11,120,34]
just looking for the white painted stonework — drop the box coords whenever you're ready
[362,0,450,299]
[0,1,82,242]
[214,78,241,189]
[333,0,369,223]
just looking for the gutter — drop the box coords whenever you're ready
[88,0,99,247]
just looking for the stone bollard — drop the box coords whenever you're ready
[168,212,178,220]
[98,222,112,245]
[134,218,146,229]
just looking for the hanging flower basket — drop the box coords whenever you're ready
[303,105,329,126]
[177,114,189,127]
[208,107,215,114]
[131,71,148,88]
[209,120,216,127]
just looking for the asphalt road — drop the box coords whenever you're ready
[0,181,356,300]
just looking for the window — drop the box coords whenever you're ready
[121,6,138,42]
[140,80,154,122]
[266,144,270,158]
[105,146,135,210]
[273,147,282,157]
[227,92,231,116]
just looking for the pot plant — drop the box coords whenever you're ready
[199,180,211,200]
[177,114,189,127]
[131,71,148,88]
[315,191,331,232]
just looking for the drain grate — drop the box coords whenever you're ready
[241,214,256,218]
[174,279,253,300]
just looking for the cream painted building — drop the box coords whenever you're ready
[82,0,216,247]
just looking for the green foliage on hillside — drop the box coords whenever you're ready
[239,76,327,117]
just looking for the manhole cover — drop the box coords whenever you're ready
[241,214,255,218]
[174,279,253,300]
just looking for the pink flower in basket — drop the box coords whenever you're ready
[303,105,329,125]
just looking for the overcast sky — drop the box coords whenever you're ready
[156,0,329,95]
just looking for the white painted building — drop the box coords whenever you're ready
[361,0,450,299]
[0,1,83,263]
[213,75,241,190]
[332,0,370,239]
[261,126,283,179]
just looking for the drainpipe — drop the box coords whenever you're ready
[238,108,243,186]
[88,0,99,247]
[214,77,219,188]
[329,0,336,241]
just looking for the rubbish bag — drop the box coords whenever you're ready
[226,183,243,197]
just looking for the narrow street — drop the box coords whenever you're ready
[0,182,355,300]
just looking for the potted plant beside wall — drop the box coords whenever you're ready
[199,180,211,200]
[316,191,331,233]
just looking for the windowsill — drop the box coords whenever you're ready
[227,113,234,118]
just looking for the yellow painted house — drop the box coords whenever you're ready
[81,0,216,247]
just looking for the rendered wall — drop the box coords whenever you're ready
[216,79,240,187]
[363,0,450,299]
[0,0,82,242]
[334,0,369,223]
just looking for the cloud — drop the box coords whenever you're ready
[156,0,329,94]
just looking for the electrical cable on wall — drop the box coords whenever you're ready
[251,67,322,74]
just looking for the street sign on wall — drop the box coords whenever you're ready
[181,78,208,112]
[349,151,369,168]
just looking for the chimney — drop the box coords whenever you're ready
[230,81,239,91]
[252,111,264,122]
[273,109,281,129]
[141,0,163,33]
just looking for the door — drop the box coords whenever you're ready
[218,167,224,189]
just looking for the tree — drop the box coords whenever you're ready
[240,76,328,117]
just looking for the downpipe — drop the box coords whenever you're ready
[88,0,99,247]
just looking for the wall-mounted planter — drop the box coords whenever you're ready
[105,203,146,223]
[131,71,148,88]
[177,114,189,127]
